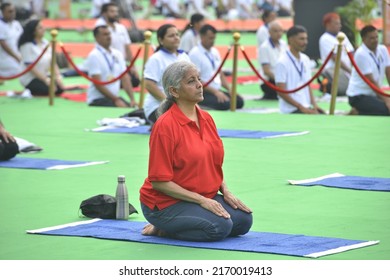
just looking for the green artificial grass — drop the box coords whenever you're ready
[0,95,389,260]
[1,1,389,262]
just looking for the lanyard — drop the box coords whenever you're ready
[97,46,115,72]
[204,51,215,69]
[286,51,303,79]
[269,37,279,49]
[369,52,381,72]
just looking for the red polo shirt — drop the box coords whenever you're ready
[140,103,224,210]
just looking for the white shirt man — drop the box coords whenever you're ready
[256,10,277,47]
[319,13,354,96]
[95,14,131,60]
[85,25,136,107]
[258,20,287,99]
[189,24,244,110]
[90,0,110,18]
[95,2,139,86]
[275,25,324,114]
[346,25,390,116]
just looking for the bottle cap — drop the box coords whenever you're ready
[118,175,125,182]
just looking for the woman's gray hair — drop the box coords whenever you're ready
[156,61,199,118]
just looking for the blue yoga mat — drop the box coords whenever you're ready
[0,157,108,170]
[288,173,390,192]
[91,125,309,139]
[26,219,378,258]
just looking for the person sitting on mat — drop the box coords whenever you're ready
[189,24,244,110]
[143,23,190,123]
[0,120,18,161]
[0,2,32,98]
[140,61,253,241]
[18,19,65,96]
[275,25,325,114]
[95,2,140,88]
[258,20,288,100]
[346,25,390,116]
[179,13,205,54]
[319,12,354,97]
[85,25,137,107]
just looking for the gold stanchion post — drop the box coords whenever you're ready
[139,30,152,109]
[230,32,240,111]
[48,29,58,106]
[329,33,345,115]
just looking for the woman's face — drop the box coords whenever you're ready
[173,67,203,104]
[35,22,45,38]
[159,27,180,52]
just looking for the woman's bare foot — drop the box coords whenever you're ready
[142,223,166,237]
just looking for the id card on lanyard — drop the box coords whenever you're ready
[97,46,116,80]
[286,50,304,82]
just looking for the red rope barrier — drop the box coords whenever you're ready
[202,47,232,87]
[240,46,334,94]
[60,44,142,85]
[0,45,49,80]
[346,51,390,98]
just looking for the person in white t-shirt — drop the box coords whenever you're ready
[274,0,292,17]
[161,0,185,18]
[91,0,110,18]
[19,19,64,96]
[179,13,205,53]
[236,0,259,19]
[258,20,287,100]
[186,0,212,18]
[143,24,190,123]
[256,9,277,48]
[275,25,325,114]
[85,25,137,107]
[189,24,244,110]
[346,25,390,116]
[0,3,23,74]
[319,12,354,96]
[0,3,31,97]
[95,2,139,88]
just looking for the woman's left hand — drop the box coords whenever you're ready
[223,191,252,213]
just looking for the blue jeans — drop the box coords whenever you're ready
[141,194,253,242]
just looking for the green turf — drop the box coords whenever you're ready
[1,1,389,262]
[0,95,389,260]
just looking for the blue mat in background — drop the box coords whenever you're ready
[0,157,108,170]
[91,125,309,139]
[26,219,379,258]
[288,173,390,192]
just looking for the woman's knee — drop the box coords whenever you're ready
[206,218,233,241]
[230,212,253,236]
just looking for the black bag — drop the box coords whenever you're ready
[79,194,138,219]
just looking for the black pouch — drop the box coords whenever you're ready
[79,194,138,219]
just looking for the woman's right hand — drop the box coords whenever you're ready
[199,197,230,219]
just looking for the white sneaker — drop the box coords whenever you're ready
[20,88,33,99]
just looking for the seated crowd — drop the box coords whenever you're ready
[0,1,389,116]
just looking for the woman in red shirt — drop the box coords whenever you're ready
[140,61,252,241]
